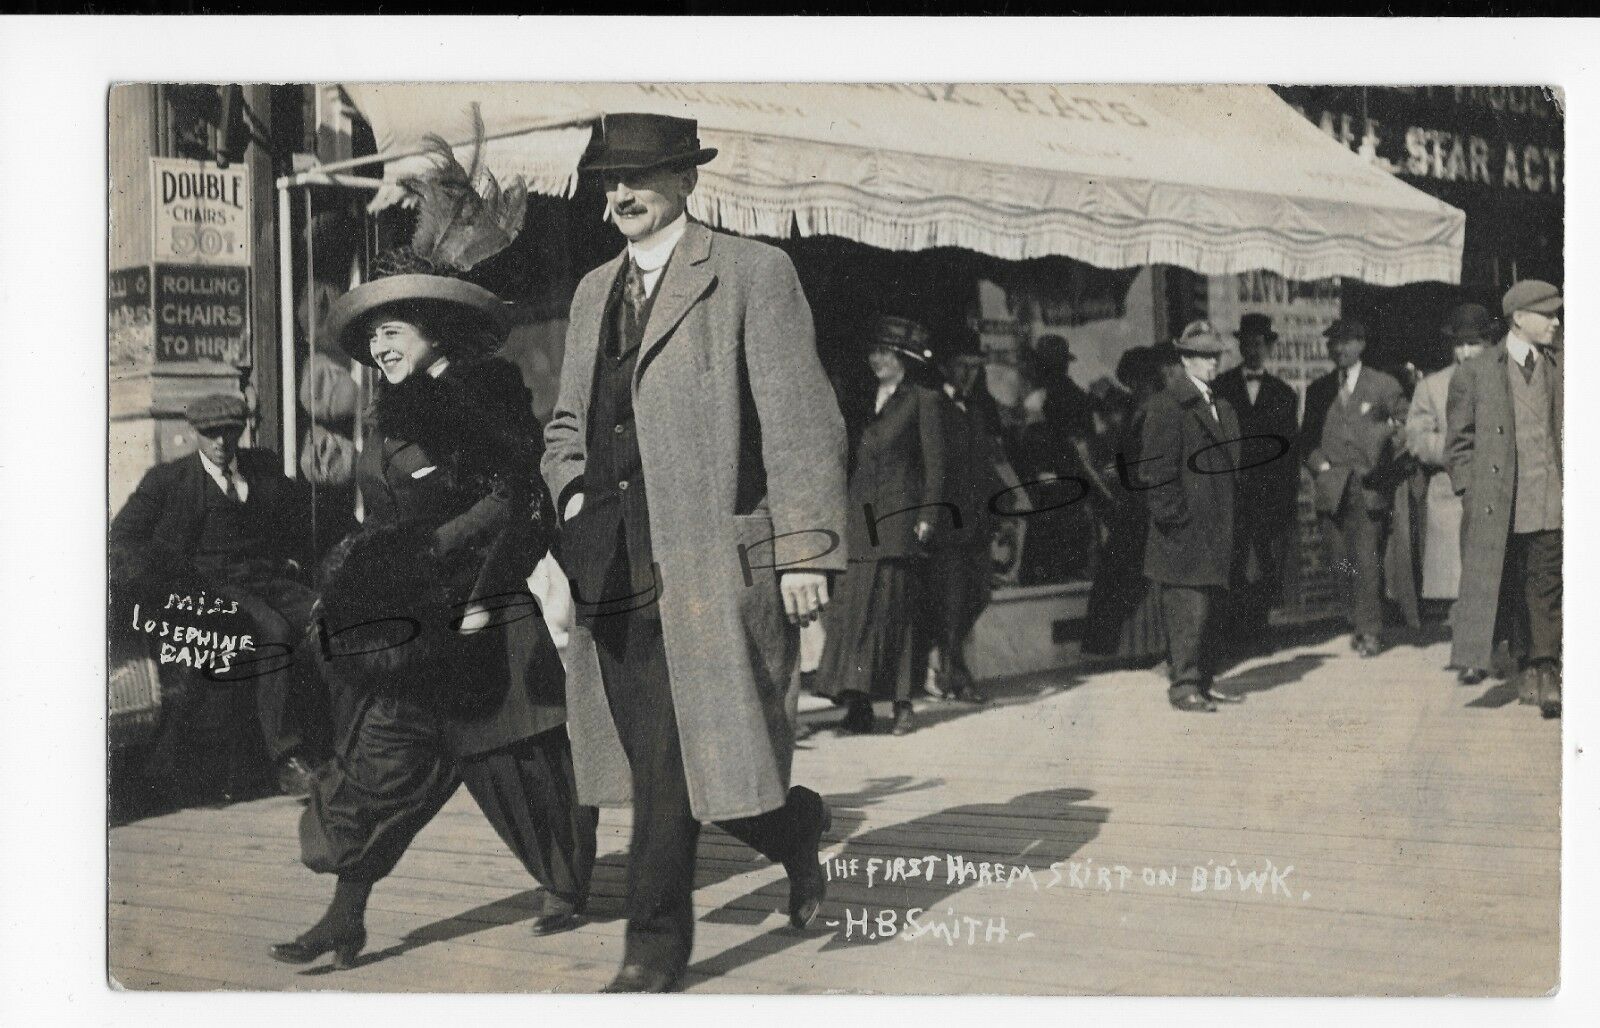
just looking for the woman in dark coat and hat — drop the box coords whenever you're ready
[269,134,596,970]
[1081,344,1171,662]
[817,315,946,736]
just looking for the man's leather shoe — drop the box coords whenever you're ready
[838,697,875,734]
[891,703,915,736]
[1202,683,1245,704]
[1517,667,1540,705]
[953,685,989,705]
[783,786,832,930]
[601,963,683,993]
[1456,667,1488,686]
[530,898,585,936]
[276,755,316,797]
[1356,636,1383,658]
[1538,664,1561,719]
[1169,688,1216,713]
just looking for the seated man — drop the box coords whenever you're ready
[110,394,323,796]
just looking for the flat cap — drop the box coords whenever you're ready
[872,315,935,363]
[1501,279,1562,317]
[1175,319,1227,355]
[184,393,247,431]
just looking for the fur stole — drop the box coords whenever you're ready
[373,357,546,524]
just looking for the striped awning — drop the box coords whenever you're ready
[340,82,1465,286]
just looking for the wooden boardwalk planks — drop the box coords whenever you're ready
[109,632,1560,995]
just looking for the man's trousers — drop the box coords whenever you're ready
[591,609,807,973]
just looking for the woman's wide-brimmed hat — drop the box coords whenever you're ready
[870,315,935,363]
[324,274,509,367]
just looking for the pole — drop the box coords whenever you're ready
[270,110,599,185]
[277,180,297,479]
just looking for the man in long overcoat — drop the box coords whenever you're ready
[1407,302,1492,684]
[542,114,848,991]
[1212,313,1300,644]
[1138,321,1243,713]
[1447,280,1563,716]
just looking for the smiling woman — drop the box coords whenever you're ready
[365,315,441,384]
[267,128,597,971]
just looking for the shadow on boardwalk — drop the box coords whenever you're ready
[688,783,1109,986]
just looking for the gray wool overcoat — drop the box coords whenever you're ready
[543,221,848,821]
[1445,339,1563,670]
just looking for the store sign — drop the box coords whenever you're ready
[1275,86,1563,197]
[153,263,250,364]
[1207,269,1343,625]
[149,157,252,266]
[109,266,153,368]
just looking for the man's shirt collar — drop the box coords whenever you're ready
[627,213,688,272]
[1505,331,1536,366]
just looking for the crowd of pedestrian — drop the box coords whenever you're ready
[106,111,1562,992]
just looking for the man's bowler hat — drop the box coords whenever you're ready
[1501,279,1562,317]
[1234,313,1279,343]
[1175,319,1227,356]
[580,113,719,174]
[1440,303,1495,342]
[185,393,248,432]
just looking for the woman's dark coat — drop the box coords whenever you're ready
[352,356,566,757]
[843,380,948,560]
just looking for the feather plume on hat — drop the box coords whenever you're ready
[375,104,529,276]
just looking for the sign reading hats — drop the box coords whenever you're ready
[148,158,255,366]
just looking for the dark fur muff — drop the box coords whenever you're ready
[314,522,444,691]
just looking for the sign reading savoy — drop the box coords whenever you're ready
[149,157,252,266]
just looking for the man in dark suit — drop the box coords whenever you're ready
[1448,280,1563,716]
[1212,313,1301,644]
[1138,321,1243,713]
[921,329,1004,704]
[1301,319,1409,657]
[543,114,846,992]
[109,394,322,795]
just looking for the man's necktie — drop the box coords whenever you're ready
[224,472,240,503]
[1520,350,1537,384]
[623,259,646,320]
